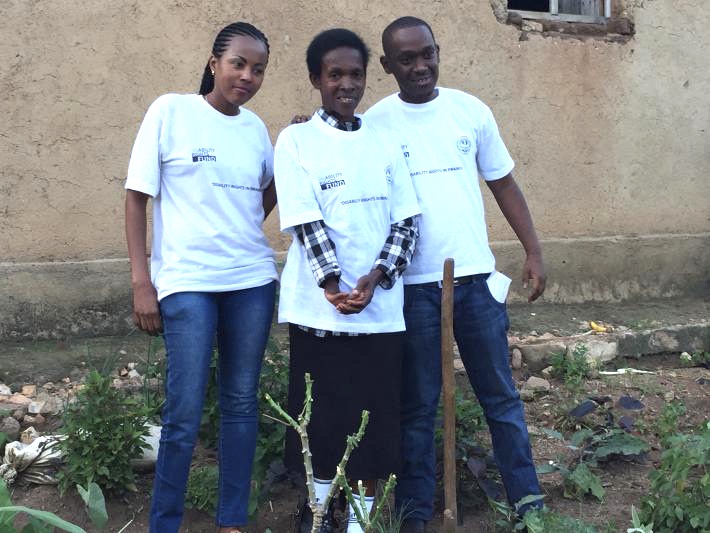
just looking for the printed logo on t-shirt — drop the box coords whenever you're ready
[319,172,346,191]
[457,136,471,154]
[192,148,216,162]
[401,144,410,158]
[385,165,393,184]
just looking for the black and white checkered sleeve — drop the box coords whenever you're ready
[294,220,341,287]
[373,216,419,289]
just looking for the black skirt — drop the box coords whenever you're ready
[285,324,403,480]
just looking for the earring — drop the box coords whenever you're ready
[211,70,215,76]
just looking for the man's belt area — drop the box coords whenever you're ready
[416,272,490,288]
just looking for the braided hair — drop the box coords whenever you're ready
[199,22,270,95]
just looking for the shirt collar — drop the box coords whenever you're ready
[316,107,361,132]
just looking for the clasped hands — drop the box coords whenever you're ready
[322,269,384,314]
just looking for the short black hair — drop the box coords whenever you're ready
[381,16,435,56]
[306,28,369,77]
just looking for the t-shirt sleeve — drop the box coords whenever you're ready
[125,96,165,197]
[274,127,324,231]
[476,104,515,182]
[261,126,275,189]
[388,142,421,224]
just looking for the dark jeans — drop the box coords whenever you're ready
[395,276,541,521]
[150,282,276,532]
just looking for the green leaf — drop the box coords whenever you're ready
[76,482,108,530]
[540,428,564,441]
[594,431,650,459]
[567,463,605,501]
[0,507,86,532]
[535,463,559,475]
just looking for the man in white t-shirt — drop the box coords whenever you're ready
[364,16,546,533]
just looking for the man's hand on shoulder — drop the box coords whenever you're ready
[522,253,546,303]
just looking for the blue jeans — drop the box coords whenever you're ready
[150,282,276,532]
[396,276,541,521]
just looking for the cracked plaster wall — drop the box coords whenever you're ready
[0,0,708,337]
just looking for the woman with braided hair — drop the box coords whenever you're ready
[125,22,276,533]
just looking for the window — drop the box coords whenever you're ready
[508,0,610,23]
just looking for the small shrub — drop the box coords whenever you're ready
[680,351,710,369]
[58,370,151,495]
[435,391,489,507]
[656,400,686,443]
[185,465,219,515]
[550,344,591,390]
[640,422,710,532]
[249,337,290,517]
[489,497,603,533]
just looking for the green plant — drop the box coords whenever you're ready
[640,422,710,532]
[185,465,219,515]
[680,351,710,369]
[656,400,686,443]
[434,391,490,506]
[550,344,591,390]
[76,481,108,530]
[627,505,654,533]
[249,337,290,517]
[57,370,151,495]
[489,496,602,532]
[137,336,165,417]
[0,479,86,532]
[538,426,650,502]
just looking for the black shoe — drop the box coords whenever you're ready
[295,500,338,533]
[400,518,427,533]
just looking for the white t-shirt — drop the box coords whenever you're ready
[274,114,420,333]
[365,88,514,284]
[125,93,277,300]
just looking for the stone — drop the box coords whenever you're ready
[649,330,680,352]
[38,396,63,415]
[571,339,618,364]
[20,426,39,445]
[541,366,554,379]
[127,362,137,370]
[28,401,46,415]
[519,341,568,372]
[663,391,675,402]
[127,369,141,379]
[0,384,11,395]
[511,348,523,370]
[527,424,543,436]
[524,376,551,392]
[7,394,31,406]
[42,382,55,391]
[453,358,465,371]
[0,416,21,441]
[520,388,535,402]
[21,385,36,397]
[23,414,46,426]
[12,408,26,421]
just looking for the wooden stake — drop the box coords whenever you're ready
[441,258,457,532]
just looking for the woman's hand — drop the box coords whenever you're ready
[132,279,162,336]
[336,270,384,314]
[323,278,351,309]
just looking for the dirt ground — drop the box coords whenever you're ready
[2,299,709,532]
[5,352,708,532]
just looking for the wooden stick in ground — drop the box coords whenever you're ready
[441,258,457,532]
